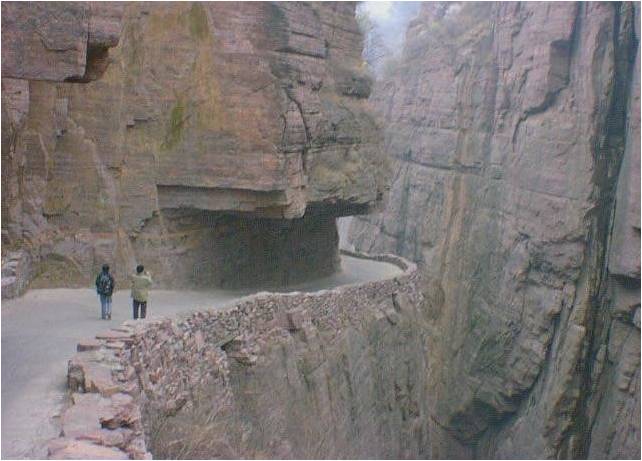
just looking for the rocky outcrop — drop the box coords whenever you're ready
[50,252,428,459]
[1,2,386,294]
[1,2,122,82]
[347,2,640,458]
[1,2,124,298]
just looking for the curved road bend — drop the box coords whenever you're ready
[1,255,402,459]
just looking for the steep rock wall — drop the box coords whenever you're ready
[348,2,640,458]
[51,252,429,459]
[1,2,387,295]
[1,1,124,297]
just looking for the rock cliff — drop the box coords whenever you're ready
[347,2,640,458]
[4,2,639,459]
[1,1,124,296]
[1,2,386,295]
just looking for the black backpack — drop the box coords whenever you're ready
[97,272,113,295]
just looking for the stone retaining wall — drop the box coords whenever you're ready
[48,251,426,459]
[1,250,32,299]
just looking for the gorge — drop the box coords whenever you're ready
[1,1,640,460]
[347,2,640,458]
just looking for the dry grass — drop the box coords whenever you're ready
[146,392,242,460]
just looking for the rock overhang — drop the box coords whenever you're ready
[1,2,124,82]
[1,1,387,292]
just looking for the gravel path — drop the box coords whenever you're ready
[1,255,401,459]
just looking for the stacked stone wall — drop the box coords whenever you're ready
[49,251,427,459]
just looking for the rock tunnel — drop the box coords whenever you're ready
[1,1,386,294]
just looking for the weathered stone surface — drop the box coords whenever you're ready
[1,2,387,295]
[54,390,142,457]
[610,2,642,281]
[83,363,121,397]
[60,394,104,438]
[76,428,130,448]
[48,439,128,460]
[0,78,29,126]
[95,330,134,344]
[99,393,140,429]
[348,2,640,458]
[1,2,123,81]
[77,339,102,352]
[0,249,31,299]
[67,349,125,397]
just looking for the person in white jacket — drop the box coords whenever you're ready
[130,265,152,319]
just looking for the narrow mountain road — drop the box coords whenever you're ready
[1,255,402,459]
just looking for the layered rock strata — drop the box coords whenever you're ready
[50,252,428,459]
[1,1,125,297]
[1,2,122,82]
[1,2,386,295]
[347,2,640,458]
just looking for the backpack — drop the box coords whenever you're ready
[97,272,113,295]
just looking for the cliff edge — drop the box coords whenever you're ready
[348,2,640,458]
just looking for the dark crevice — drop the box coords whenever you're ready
[65,45,110,83]
[275,46,325,59]
[573,2,638,457]
[284,89,311,174]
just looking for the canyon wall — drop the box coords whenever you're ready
[50,252,429,459]
[5,2,639,459]
[1,1,124,296]
[1,2,387,295]
[348,2,640,458]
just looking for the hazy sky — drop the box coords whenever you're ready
[358,1,421,66]
[361,1,394,20]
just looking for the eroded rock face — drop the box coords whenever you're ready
[1,2,122,82]
[348,2,640,458]
[1,2,386,293]
[1,2,125,298]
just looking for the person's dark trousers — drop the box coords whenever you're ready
[133,300,147,319]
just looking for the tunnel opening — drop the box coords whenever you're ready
[133,206,342,290]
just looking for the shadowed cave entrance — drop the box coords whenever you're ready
[134,206,342,290]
